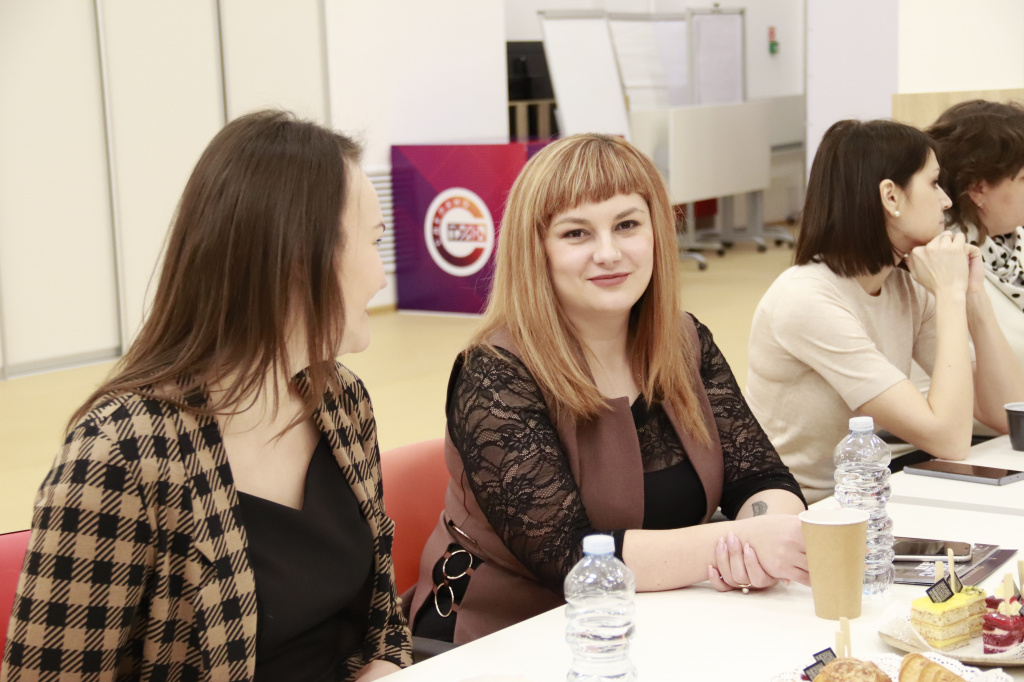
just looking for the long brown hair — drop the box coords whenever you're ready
[69,110,362,431]
[927,99,1024,241]
[474,133,710,445]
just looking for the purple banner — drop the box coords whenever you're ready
[392,144,528,314]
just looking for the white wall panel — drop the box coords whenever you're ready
[220,0,329,124]
[98,0,225,342]
[325,0,508,308]
[324,0,509,171]
[743,0,803,99]
[805,0,897,175]
[0,0,120,373]
[898,0,1024,95]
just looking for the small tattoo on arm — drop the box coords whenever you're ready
[752,501,768,516]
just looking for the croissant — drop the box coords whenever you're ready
[813,658,891,681]
[898,653,966,682]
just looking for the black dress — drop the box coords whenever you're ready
[238,436,375,682]
[413,316,805,640]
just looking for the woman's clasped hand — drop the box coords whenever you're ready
[707,516,809,593]
[904,230,971,296]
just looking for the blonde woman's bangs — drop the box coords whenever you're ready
[530,137,657,233]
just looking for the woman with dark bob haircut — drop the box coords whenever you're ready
[1,111,411,681]
[406,134,809,645]
[928,100,1024,366]
[747,119,1024,504]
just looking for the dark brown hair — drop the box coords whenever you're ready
[69,110,362,431]
[927,99,1024,241]
[796,119,934,276]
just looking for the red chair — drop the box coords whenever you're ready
[0,530,31,656]
[380,438,449,595]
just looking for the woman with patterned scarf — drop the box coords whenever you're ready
[928,100,1024,367]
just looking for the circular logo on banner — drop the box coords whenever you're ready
[424,188,495,277]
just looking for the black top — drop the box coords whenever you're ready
[238,436,375,682]
[447,316,804,592]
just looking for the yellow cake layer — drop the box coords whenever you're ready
[911,614,982,641]
[911,589,986,626]
[924,633,971,652]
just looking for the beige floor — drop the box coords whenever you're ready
[0,243,794,534]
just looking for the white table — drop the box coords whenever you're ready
[890,436,1024,515]
[390,501,1023,681]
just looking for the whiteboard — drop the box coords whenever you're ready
[690,10,745,105]
[667,100,770,204]
[539,11,631,139]
[608,14,689,111]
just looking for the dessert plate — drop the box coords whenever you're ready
[878,607,1024,667]
[769,652,1010,681]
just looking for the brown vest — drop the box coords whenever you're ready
[406,316,723,643]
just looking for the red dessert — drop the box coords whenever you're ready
[982,612,1024,654]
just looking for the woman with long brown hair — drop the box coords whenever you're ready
[406,134,809,645]
[1,111,411,681]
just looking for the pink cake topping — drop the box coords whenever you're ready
[982,612,1024,655]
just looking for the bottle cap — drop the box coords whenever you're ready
[849,416,874,432]
[582,534,615,556]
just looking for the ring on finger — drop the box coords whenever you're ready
[736,582,753,594]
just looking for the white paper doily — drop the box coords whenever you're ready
[878,602,1024,666]
[769,652,1011,682]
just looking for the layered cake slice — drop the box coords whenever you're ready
[982,612,1024,655]
[910,587,986,651]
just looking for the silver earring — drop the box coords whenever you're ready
[894,210,901,217]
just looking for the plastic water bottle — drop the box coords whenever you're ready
[564,534,637,682]
[833,416,894,597]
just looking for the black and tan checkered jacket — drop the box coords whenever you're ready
[1,363,413,681]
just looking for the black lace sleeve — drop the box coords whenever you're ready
[447,347,594,592]
[693,316,806,517]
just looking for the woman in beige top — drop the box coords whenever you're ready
[747,119,1024,503]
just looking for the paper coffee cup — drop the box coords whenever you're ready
[1005,402,1024,451]
[799,508,868,620]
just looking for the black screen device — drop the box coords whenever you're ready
[892,536,972,563]
[903,460,1024,486]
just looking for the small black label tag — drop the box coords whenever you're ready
[804,661,826,681]
[813,648,837,665]
[950,568,964,594]
[927,577,954,603]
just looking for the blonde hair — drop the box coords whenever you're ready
[473,134,710,445]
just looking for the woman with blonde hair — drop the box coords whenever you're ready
[2,111,411,681]
[407,134,809,645]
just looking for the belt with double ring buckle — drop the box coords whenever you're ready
[432,547,477,618]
